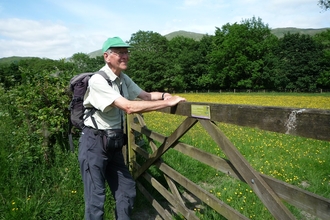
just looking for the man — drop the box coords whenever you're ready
[78,36,186,220]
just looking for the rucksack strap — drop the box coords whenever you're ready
[85,108,99,130]
[67,110,75,152]
[96,71,112,87]
[119,84,124,130]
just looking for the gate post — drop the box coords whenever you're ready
[126,114,136,172]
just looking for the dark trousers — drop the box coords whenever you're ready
[78,127,136,220]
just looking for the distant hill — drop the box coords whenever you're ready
[164,28,329,40]
[1,28,329,62]
[88,50,103,58]
[0,56,36,65]
[164,30,206,40]
[271,27,329,38]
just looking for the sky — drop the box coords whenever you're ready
[0,0,329,60]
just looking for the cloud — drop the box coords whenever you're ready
[0,19,68,40]
[0,0,137,59]
[0,18,108,59]
[0,18,72,59]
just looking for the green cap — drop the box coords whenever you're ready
[102,37,130,52]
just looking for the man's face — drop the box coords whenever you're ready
[104,47,130,73]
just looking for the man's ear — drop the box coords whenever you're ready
[103,52,111,63]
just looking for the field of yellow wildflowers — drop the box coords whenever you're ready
[178,92,330,109]
[142,93,330,219]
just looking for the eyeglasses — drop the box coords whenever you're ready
[108,50,130,57]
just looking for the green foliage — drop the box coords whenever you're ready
[0,57,76,89]
[196,35,216,89]
[69,52,105,73]
[0,62,20,88]
[0,67,96,218]
[318,0,330,10]
[0,112,87,219]
[127,31,214,92]
[127,30,172,91]
[209,17,278,90]
[314,30,330,89]
[271,33,324,91]
[167,37,193,90]
[2,67,72,166]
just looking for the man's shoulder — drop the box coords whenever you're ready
[89,73,112,86]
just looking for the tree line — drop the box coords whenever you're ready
[1,17,329,93]
[127,17,330,92]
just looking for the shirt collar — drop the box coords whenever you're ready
[99,64,121,82]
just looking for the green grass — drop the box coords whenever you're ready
[0,113,115,220]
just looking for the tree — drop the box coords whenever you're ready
[2,66,72,165]
[0,58,76,88]
[196,35,214,90]
[69,53,104,73]
[127,31,171,91]
[168,36,201,91]
[318,0,330,10]
[273,33,324,91]
[314,30,330,89]
[209,17,277,90]
[0,62,20,88]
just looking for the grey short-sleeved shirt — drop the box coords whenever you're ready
[83,64,142,130]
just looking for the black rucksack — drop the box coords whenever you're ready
[68,71,112,151]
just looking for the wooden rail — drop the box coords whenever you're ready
[126,102,330,219]
[158,102,330,141]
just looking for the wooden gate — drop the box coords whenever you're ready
[126,102,330,220]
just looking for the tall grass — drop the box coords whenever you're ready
[0,113,115,220]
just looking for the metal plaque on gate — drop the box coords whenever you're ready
[191,105,211,119]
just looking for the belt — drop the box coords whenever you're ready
[86,127,123,136]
